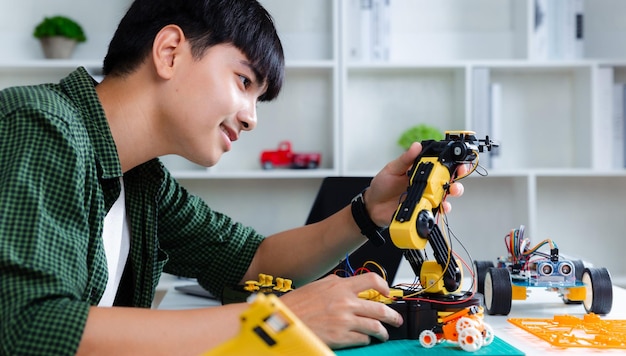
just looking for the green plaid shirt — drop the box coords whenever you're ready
[0,67,265,355]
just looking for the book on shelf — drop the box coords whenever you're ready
[594,67,626,170]
[531,0,550,60]
[560,0,584,59]
[530,0,584,60]
[489,82,503,169]
[348,0,391,62]
[471,67,490,168]
[370,0,391,62]
[594,67,614,170]
[613,82,626,169]
[347,0,362,60]
[471,67,502,170]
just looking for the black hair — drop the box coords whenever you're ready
[102,0,284,101]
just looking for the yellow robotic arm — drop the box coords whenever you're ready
[389,130,496,294]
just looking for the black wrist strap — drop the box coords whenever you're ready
[351,188,386,247]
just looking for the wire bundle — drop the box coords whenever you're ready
[335,160,485,306]
[504,225,558,271]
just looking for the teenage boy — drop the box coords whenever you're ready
[0,0,463,354]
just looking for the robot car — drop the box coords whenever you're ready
[474,225,613,316]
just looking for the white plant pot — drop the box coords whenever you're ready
[39,36,77,59]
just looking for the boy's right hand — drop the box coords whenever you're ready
[279,273,403,349]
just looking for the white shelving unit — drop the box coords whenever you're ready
[2,0,626,284]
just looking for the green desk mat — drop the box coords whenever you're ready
[335,336,524,356]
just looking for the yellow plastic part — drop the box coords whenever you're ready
[244,280,260,292]
[563,286,586,301]
[441,306,472,324]
[511,284,527,300]
[358,288,404,304]
[245,273,295,293]
[274,277,294,292]
[437,306,484,323]
[389,156,451,250]
[418,260,463,294]
[203,293,333,355]
[508,313,626,349]
[259,273,274,287]
[420,260,446,294]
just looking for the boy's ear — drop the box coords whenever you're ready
[152,25,186,80]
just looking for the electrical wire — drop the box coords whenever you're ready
[343,160,480,306]
[393,186,477,305]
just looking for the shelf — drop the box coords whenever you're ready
[488,168,626,177]
[0,59,103,69]
[5,0,626,282]
[342,66,465,173]
[260,0,335,61]
[171,169,338,180]
[343,0,528,62]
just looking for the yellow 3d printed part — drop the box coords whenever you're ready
[388,130,496,295]
[358,288,404,304]
[508,313,626,349]
[203,293,333,355]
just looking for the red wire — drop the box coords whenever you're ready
[353,267,372,275]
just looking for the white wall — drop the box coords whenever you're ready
[0,0,130,60]
[179,178,323,236]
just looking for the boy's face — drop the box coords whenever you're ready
[160,43,267,167]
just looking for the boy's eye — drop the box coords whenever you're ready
[239,75,251,88]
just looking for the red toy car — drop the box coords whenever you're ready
[260,141,321,169]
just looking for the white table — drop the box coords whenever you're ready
[158,284,221,310]
[483,284,626,355]
[158,281,626,355]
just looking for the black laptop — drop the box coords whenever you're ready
[307,177,404,285]
[176,176,405,299]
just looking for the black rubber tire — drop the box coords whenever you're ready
[473,260,494,295]
[582,267,613,315]
[572,260,585,281]
[484,267,512,316]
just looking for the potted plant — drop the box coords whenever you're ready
[33,15,87,59]
[397,124,444,150]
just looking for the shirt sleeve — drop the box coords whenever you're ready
[155,168,265,297]
[0,99,98,355]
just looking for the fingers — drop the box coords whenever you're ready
[325,297,402,349]
[443,164,466,213]
[456,162,470,176]
[448,181,464,197]
[387,141,422,176]
[343,272,390,295]
[442,182,464,213]
[357,299,403,329]
[442,201,452,214]
[351,308,395,343]
[342,274,404,329]
[289,274,404,349]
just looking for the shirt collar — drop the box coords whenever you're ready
[60,67,122,180]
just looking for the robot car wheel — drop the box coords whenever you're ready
[582,267,613,315]
[484,267,512,315]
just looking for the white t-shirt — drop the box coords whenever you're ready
[98,178,131,307]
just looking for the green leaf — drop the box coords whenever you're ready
[33,16,87,42]
[397,124,444,150]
